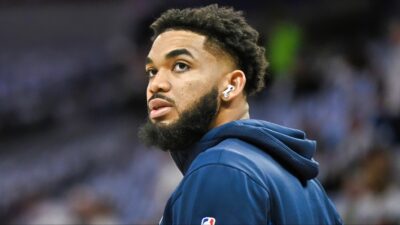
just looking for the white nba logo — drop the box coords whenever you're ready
[201,217,216,225]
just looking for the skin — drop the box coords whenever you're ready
[145,30,249,129]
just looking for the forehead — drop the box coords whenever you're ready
[147,30,209,60]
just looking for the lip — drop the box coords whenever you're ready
[148,98,174,119]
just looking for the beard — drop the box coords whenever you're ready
[138,87,219,152]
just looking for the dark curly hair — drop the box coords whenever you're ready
[150,4,268,96]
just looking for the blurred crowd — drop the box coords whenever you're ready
[0,0,399,224]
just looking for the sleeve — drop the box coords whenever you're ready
[171,164,271,225]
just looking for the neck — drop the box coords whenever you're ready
[209,97,250,129]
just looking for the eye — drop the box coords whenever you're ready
[146,68,157,78]
[173,62,190,73]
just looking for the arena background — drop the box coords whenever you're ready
[1,0,400,224]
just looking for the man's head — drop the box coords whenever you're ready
[139,4,268,151]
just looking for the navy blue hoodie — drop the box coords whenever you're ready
[160,119,343,225]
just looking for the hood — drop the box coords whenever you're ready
[171,119,319,181]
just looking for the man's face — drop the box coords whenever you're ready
[140,30,234,151]
[145,30,233,125]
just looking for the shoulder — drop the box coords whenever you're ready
[186,138,280,190]
[166,140,273,224]
[173,162,271,224]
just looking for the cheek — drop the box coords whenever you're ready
[175,82,208,112]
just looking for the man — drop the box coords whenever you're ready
[139,4,343,225]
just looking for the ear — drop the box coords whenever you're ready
[220,70,246,101]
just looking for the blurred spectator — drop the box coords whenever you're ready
[335,148,400,224]
[68,186,119,225]
[382,18,400,117]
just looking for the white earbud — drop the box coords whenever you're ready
[222,85,235,98]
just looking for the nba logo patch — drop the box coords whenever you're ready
[201,217,216,225]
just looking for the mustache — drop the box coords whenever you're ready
[148,93,176,105]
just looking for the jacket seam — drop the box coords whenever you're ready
[168,191,182,210]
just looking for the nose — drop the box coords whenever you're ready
[147,68,171,94]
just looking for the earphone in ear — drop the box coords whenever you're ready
[222,85,235,98]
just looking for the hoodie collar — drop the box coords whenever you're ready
[170,119,319,180]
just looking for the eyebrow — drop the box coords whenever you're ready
[146,48,194,65]
[165,48,194,59]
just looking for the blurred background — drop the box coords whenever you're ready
[1,0,399,224]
